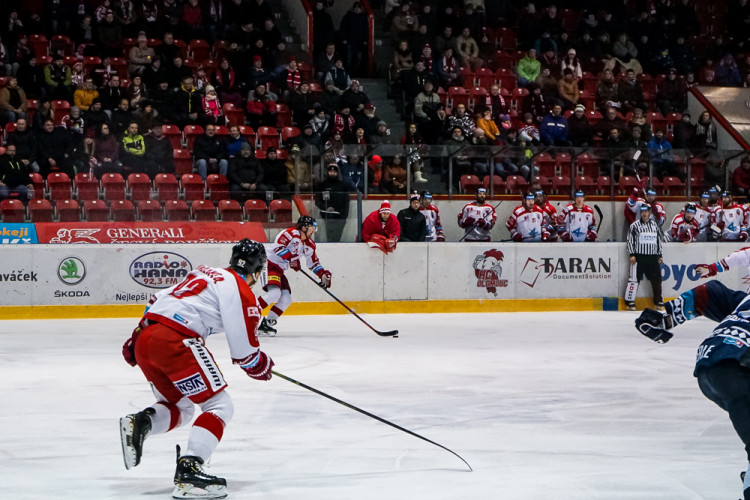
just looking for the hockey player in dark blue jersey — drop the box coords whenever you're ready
[635,276,750,500]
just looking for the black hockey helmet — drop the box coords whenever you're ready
[297,215,317,229]
[230,239,266,276]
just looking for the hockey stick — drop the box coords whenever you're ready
[300,269,399,337]
[271,369,473,472]
[594,204,604,233]
[458,200,503,242]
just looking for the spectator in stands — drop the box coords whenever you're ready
[32,98,53,132]
[517,49,541,88]
[260,147,289,193]
[289,82,317,128]
[120,121,153,176]
[325,57,352,94]
[201,86,225,126]
[228,142,267,201]
[540,104,569,146]
[247,55,270,91]
[557,68,579,110]
[125,75,147,110]
[694,111,718,151]
[390,40,414,86]
[182,0,205,40]
[194,65,212,93]
[716,54,742,87]
[340,2,369,76]
[71,129,97,176]
[111,98,135,137]
[413,80,440,129]
[61,106,85,136]
[733,156,750,200]
[98,9,123,55]
[617,69,647,113]
[698,58,717,85]
[44,54,73,100]
[574,31,598,72]
[671,36,696,76]
[285,144,312,191]
[225,126,251,158]
[435,47,462,88]
[417,44,435,75]
[370,120,394,146]
[391,3,419,43]
[168,57,193,90]
[193,124,229,180]
[567,104,593,147]
[627,108,652,141]
[156,32,181,68]
[456,27,483,72]
[399,60,429,117]
[0,144,32,202]
[308,108,330,145]
[476,108,500,143]
[560,49,583,84]
[434,25,456,56]
[519,112,541,144]
[484,84,508,125]
[315,42,339,83]
[277,56,302,102]
[73,77,99,112]
[602,127,631,177]
[333,103,356,143]
[144,124,175,176]
[16,56,45,99]
[397,193,427,242]
[128,33,155,76]
[672,112,695,150]
[212,58,243,107]
[538,45,560,76]
[171,76,202,128]
[611,33,638,63]
[312,3,335,57]
[339,153,365,192]
[647,129,677,179]
[116,0,139,37]
[92,123,121,178]
[245,82,277,129]
[522,83,548,124]
[133,100,161,133]
[536,67,559,104]
[37,119,73,177]
[595,106,628,140]
[448,103,475,137]
[0,77,27,125]
[627,127,649,175]
[6,118,38,173]
[315,163,352,242]
[656,68,687,115]
[70,62,86,91]
[380,154,408,194]
[595,68,619,110]
[100,75,125,113]
[341,80,370,118]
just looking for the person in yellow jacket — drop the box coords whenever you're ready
[476,107,500,143]
[73,77,100,111]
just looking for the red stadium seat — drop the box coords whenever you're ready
[181,174,205,202]
[218,199,243,221]
[184,125,205,151]
[223,102,244,127]
[74,172,100,201]
[551,175,572,195]
[173,149,194,176]
[618,176,639,195]
[84,199,110,222]
[662,176,686,196]
[536,153,556,177]
[162,124,183,149]
[256,126,280,151]
[495,68,516,90]
[111,199,136,222]
[191,200,216,221]
[574,176,597,195]
[29,34,49,58]
[127,173,153,202]
[83,56,102,76]
[474,67,496,88]
[596,176,613,195]
[269,199,292,223]
[275,103,292,128]
[101,173,126,201]
[0,199,26,222]
[188,39,210,61]
[154,173,179,202]
[497,27,517,51]
[28,199,54,222]
[468,87,488,111]
[575,153,600,178]
[505,175,529,195]
[280,126,301,145]
[448,86,469,109]
[29,172,45,199]
[110,57,128,79]
[460,174,482,194]
[47,172,72,202]
[482,175,506,196]
[138,200,163,222]
[244,199,269,222]
[164,199,190,221]
[56,199,81,222]
[206,174,229,202]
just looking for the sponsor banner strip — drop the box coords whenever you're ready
[0,223,38,244]
[34,222,267,244]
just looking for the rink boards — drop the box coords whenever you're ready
[0,242,748,318]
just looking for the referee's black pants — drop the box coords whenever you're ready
[634,253,663,303]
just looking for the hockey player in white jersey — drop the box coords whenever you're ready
[560,190,597,242]
[694,192,712,241]
[258,215,332,334]
[669,203,700,242]
[714,191,748,241]
[119,239,273,499]
[506,192,550,242]
[457,188,497,241]
[419,191,446,241]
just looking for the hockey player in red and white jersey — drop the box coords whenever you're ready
[694,192,713,241]
[507,192,550,242]
[419,191,446,241]
[534,189,559,241]
[457,187,497,241]
[669,203,700,242]
[625,185,666,226]
[258,215,332,335]
[714,191,748,241]
[119,239,272,499]
[560,190,597,242]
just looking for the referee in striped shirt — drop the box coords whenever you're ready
[627,204,664,309]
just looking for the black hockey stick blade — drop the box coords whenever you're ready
[300,269,399,337]
[272,370,473,472]
[594,204,604,233]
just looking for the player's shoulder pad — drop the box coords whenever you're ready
[582,205,594,214]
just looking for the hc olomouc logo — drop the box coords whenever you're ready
[472,249,508,297]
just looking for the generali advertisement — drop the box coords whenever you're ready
[32,222,267,244]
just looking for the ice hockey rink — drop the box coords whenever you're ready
[1,311,745,500]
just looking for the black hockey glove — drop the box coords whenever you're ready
[635,308,673,344]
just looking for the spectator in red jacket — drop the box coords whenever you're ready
[361,200,401,253]
[733,156,750,200]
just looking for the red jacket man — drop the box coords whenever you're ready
[362,201,401,253]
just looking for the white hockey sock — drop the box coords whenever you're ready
[186,425,220,462]
[150,404,173,435]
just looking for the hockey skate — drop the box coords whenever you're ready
[120,407,154,470]
[635,308,674,344]
[258,317,277,336]
[173,445,227,499]
[625,301,636,311]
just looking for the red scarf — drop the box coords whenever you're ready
[286,70,301,91]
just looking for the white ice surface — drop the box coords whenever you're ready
[0,311,745,499]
